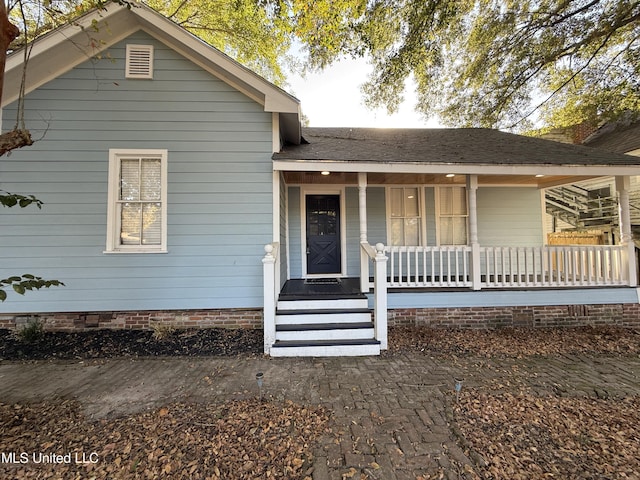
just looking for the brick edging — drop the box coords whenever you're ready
[0,309,263,331]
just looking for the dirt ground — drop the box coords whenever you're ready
[1,325,639,479]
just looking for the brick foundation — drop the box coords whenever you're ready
[0,309,263,332]
[387,303,640,329]
[2,303,639,332]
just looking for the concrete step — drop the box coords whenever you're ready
[270,339,381,357]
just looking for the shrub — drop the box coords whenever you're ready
[15,319,44,343]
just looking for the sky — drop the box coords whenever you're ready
[286,56,443,129]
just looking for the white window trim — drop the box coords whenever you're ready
[385,186,426,246]
[105,149,168,254]
[435,185,469,246]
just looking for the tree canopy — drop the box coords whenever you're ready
[350,0,640,130]
[3,0,640,136]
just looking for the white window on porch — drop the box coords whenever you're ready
[438,186,468,245]
[388,187,422,245]
[106,149,168,253]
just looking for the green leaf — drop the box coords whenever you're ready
[13,284,26,295]
[0,290,6,302]
[0,195,17,207]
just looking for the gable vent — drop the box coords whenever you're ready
[126,44,154,79]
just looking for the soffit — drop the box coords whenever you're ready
[281,171,603,188]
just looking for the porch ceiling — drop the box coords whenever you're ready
[282,171,602,187]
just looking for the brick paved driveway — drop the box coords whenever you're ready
[1,353,639,479]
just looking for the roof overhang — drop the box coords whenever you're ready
[4,2,301,143]
[274,159,640,188]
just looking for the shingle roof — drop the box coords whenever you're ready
[584,121,640,154]
[274,127,639,166]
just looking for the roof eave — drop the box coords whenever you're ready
[272,158,640,177]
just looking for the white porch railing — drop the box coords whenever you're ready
[382,244,628,289]
[480,245,627,288]
[384,245,473,288]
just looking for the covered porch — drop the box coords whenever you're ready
[263,128,640,356]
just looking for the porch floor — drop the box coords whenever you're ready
[280,278,364,300]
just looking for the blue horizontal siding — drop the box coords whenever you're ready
[0,30,273,313]
[287,187,302,277]
[478,187,543,246]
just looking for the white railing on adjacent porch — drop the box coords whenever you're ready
[384,245,473,288]
[480,245,627,288]
[382,244,628,290]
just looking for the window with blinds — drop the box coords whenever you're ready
[106,150,167,253]
[388,187,422,246]
[438,186,468,245]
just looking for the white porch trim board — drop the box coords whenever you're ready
[467,175,482,290]
[387,287,639,309]
[358,173,369,292]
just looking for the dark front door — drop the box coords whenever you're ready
[306,194,341,275]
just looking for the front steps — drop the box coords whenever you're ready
[269,295,381,357]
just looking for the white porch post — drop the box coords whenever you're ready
[273,171,281,292]
[358,172,370,292]
[616,176,637,286]
[262,244,276,354]
[374,243,388,350]
[467,175,481,290]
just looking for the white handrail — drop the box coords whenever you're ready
[262,242,279,355]
[361,242,388,350]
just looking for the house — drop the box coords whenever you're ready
[543,120,640,242]
[2,4,640,357]
[584,119,640,155]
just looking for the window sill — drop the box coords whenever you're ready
[103,249,168,254]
